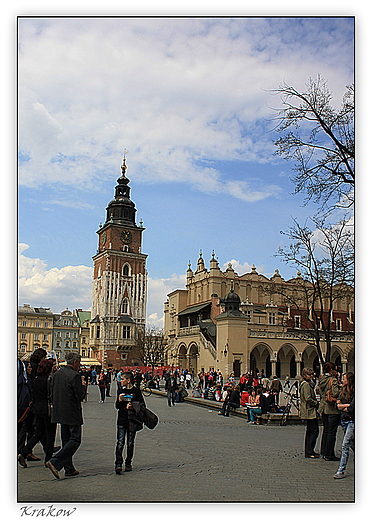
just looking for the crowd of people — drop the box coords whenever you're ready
[17,350,354,481]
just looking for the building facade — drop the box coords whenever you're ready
[18,305,54,358]
[163,252,354,379]
[18,305,96,364]
[52,309,80,360]
[90,155,148,369]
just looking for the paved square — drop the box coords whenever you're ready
[17,391,354,503]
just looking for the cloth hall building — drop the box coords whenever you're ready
[163,252,354,379]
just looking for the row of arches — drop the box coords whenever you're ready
[174,341,354,378]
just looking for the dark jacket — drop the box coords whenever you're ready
[340,392,354,421]
[228,390,240,407]
[50,365,86,425]
[165,376,177,391]
[31,374,50,415]
[116,386,145,427]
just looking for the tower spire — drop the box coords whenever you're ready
[121,149,128,177]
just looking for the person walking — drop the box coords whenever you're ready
[98,371,107,403]
[270,376,283,405]
[299,368,320,458]
[18,359,57,468]
[106,368,113,397]
[334,372,355,479]
[114,371,145,474]
[45,352,87,479]
[164,372,177,406]
[91,368,97,385]
[318,362,341,461]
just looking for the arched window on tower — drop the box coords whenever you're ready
[122,264,131,276]
[122,298,129,314]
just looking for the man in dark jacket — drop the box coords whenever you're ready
[164,372,177,407]
[115,371,145,474]
[45,352,86,479]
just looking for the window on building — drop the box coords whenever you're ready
[34,334,39,340]
[36,321,40,327]
[269,312,276,325]
[44,322,49,327]
[121,353,128,361]
[65,341,69,347]
[96,326,100,339]
[82,337,86,344]
[64,320,69,326]
[336,319,342,331]
[82,349,86,357]
[73,341,77,348]
[246,310,252,323]
[66,332,70,338]
[57,331,61,338]
[22,321,27,327]
[294,316,301,329]
[20,344,26,353]
[56,341,60,347]
[122,298,129,314]
[43,334,48,341]
[123,326,131,339]
[73,332,77,339]
[21,333,26,339]
[122,264,130,276]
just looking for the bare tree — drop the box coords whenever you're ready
[270,75,354,213]
[274,216,354,364]
[135,327,166,372]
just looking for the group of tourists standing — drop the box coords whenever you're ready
[299,362,354,479]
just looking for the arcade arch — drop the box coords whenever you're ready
[187,342,199,374]
[276,343,298,378]
[177,343,187,370]
[250,343,273,377]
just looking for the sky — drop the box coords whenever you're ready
[17,15,355,328]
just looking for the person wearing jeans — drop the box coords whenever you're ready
[114,372,145,474]
[164,372,177,407]
[334,372,355,479]
[318,362,341,461]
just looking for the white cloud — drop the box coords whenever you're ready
[18,17,353,199]
[18,243,93,312]
[18,243,186,321]
[222,258,269,277]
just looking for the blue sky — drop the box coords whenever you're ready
[17,15,354,327]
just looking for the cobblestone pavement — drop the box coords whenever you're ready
[17,389,354,505]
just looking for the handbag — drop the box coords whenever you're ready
[325,378,337,404]
[143,408,158,430]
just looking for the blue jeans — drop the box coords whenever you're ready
[337,420,354,473]
[249,407,261,422]
[115,425,136,467]
[49,424,81,473]
[321,413,340,458]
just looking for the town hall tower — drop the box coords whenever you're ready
[90,154,147,368]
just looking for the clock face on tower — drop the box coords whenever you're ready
[120,230,133,244]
